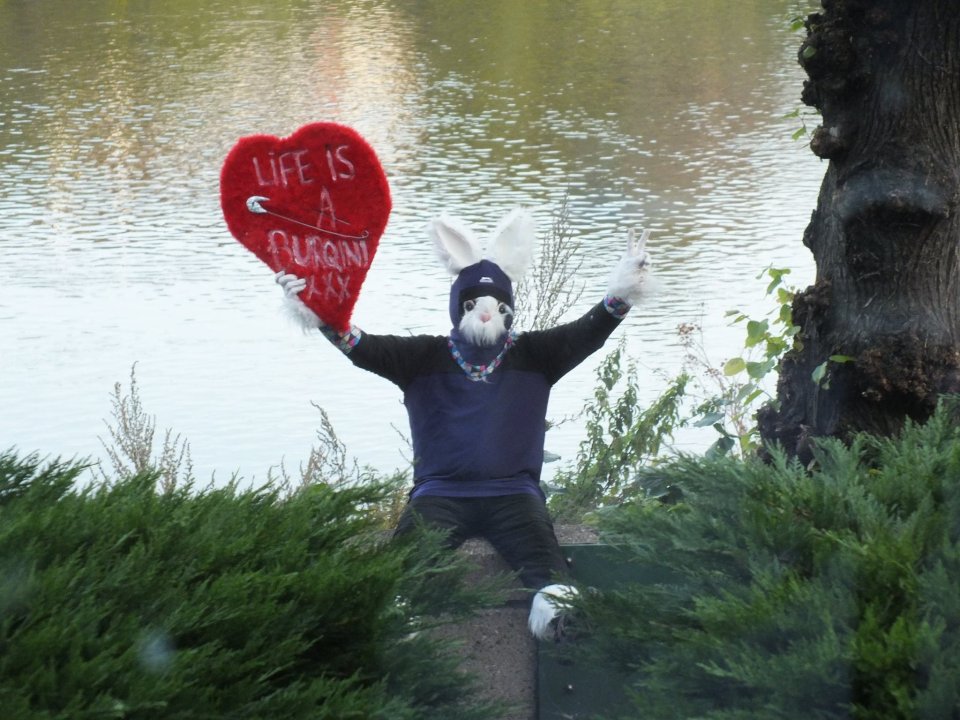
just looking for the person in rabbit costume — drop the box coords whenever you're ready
[276,208,651,640]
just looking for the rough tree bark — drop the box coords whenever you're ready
[758,0,960,462]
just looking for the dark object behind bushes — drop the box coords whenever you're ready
[0,451,500,720]
[584,398,960,719]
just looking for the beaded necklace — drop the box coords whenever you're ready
[447,331,516,382]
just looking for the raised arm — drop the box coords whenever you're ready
[521,227,654,383]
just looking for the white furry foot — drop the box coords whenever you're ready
[528,584,578,640]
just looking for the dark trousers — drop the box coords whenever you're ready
[393,493,569,591]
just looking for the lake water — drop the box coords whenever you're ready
[1,0,822,485]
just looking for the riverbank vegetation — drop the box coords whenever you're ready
[6,375,960,718]
[7,300,960,719]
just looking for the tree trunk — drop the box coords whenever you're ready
[758,0,960,462]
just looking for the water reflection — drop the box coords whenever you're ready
[1,0,821,482]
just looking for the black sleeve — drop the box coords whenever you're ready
[345,332,446,389]
[518,301,624,385]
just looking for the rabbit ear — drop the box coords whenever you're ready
[429,214,482,275]
[487,208,535,282]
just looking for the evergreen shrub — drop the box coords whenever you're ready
[0,451,501,720]
[581,399,960,719]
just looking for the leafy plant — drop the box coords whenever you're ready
[812,354,855,389]
[785,11,822,141]
[684,266,799,457]
[547,341,688,522]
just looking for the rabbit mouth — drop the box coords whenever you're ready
[459,315,507,346]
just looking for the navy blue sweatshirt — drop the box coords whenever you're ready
[333,300,625,499]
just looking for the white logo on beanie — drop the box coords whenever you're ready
[479,276,493,283]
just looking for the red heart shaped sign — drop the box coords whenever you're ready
[220,122,391,332]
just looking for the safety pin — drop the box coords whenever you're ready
[246,196,370,241]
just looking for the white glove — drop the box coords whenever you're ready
[275,271,321,330]
[528,583,579,640]
[606,227,652,305]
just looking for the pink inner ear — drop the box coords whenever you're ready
[219,122,391,332]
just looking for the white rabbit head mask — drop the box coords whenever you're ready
[429,209,535,346]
